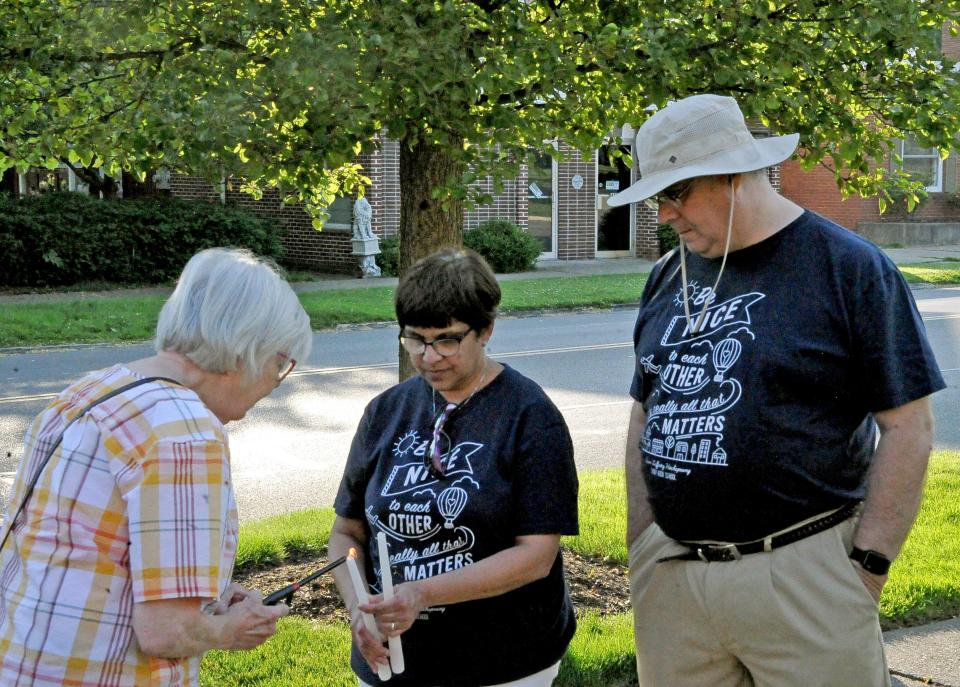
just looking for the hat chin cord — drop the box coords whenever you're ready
[679,176,735,335]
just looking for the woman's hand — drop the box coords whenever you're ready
[351,608,391,673]
[359,581,427,637]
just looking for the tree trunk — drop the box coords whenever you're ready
[397,135,465,381]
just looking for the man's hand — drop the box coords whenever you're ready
[851,561,887,604]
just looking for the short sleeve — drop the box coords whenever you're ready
[851,256,946,412]
[334,409,374,519]
[118,439,231,603]
[511,400,579,536]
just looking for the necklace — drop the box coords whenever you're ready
[431,358,489,415]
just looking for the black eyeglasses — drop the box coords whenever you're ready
[399,329,474,358]
[643,178,696,212]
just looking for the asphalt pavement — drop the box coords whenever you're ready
[1,243,959,685]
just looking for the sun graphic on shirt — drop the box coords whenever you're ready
[674,282,700,308]
[392,430,420,457]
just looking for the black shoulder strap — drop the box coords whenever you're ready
[0,376,183,553]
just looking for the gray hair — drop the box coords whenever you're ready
[155,248,312,379]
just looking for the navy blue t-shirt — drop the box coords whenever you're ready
[630,211,945,542]
[334,364,579,687]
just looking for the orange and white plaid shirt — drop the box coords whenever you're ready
[0,365,239,687]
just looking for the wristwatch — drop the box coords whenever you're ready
[850,546,892,575]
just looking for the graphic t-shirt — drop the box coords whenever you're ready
[630,211,945,542]
[334,364,579,687]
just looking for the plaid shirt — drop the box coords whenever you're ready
[0,365,238,686]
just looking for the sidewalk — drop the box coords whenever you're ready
[888,618,960,686]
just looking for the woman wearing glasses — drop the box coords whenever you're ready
[0,248,311,687]
[331,248,579,687]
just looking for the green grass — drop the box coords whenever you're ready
[0,274,649,348]
[4,261,957,348]
[564,468,628,563]
[0,297,166,347]
[235,508,336,570]
[203,457,960,685]
[880,450,960,626]
[898,261,960,285]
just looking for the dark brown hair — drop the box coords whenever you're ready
[395,248,501,332]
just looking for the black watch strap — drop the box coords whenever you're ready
[850,546,892,575]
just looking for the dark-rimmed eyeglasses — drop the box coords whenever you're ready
[276,352,297,382]
[399,329,474,358]
[643,178,696,212]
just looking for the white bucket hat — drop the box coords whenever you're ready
[608,94,799,207]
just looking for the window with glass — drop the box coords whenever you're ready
[896,135,943,192]
[527,149,555,254]
[327,195,354,229]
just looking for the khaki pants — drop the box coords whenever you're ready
[629,519,890,687]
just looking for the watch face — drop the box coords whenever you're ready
[854,548,891,575]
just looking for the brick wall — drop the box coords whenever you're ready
[635,205,659,260]
[556,143,598,259]
[464,173,527,230]
[780,155,960,232]
[169,174,358,273]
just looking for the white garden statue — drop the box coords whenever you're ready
[350,196,381,278]
[352,197,376,241]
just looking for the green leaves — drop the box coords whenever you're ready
[2,0,959,217]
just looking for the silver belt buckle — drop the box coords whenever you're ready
[698,543,742,562]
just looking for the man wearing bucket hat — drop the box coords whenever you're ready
[614,94,945,686]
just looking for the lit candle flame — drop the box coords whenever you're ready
[347,547,357,560]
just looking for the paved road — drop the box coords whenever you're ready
[2,288,958,523]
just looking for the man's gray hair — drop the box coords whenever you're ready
[155,248,312,379]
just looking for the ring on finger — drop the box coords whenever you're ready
[390,622,397,632]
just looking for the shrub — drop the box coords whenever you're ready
[376,233,400,277]
[657,224,679,256]
[464,219,541,273]
[0,193,283,287]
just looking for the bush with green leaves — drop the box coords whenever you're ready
[657,224,679,256]
[0,192,284,287]
[376,233,400,277]
[464,219,541,273]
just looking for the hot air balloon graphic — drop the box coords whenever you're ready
[437,487,468,529]
[712,337,742,382]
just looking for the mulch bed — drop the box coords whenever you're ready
[233,549,630,622]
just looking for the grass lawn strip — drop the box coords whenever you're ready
[899,261,960,285]
[2,262,958,348]
[203,455,960,684]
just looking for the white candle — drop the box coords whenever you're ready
[347,549,392,681]
[377,532,405,674]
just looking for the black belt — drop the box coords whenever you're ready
[657,501,860,563]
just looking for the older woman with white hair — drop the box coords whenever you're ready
[0,248,312,687]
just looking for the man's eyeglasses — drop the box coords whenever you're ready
[276,352,297,382]
[643,178,695,212]
[399,329,474,358]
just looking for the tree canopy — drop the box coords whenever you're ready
[3,0,959,254]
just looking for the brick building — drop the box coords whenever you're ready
[779,24,960,245]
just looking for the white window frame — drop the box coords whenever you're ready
[896,136,943,192]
